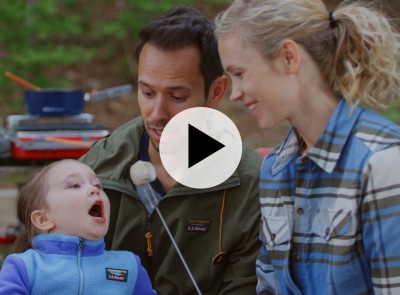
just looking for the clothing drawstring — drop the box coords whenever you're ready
[212,190,226,265]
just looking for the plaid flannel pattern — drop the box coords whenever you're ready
[256,99,400,295]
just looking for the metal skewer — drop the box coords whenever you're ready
[130,161,202,295]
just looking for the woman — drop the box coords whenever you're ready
[215,0,400,294]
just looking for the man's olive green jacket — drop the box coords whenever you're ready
[80,116,262,295]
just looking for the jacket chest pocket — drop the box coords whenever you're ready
[260,216,290,247]
[311,209,356,240]
[310,208,358,284]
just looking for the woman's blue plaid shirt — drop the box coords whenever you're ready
[257,99,400,294]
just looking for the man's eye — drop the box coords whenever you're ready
[141,89,154,98]
[171,94,187,101]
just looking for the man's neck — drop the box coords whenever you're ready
[148,145,177,192]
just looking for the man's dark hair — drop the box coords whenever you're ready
[135,5,224,96]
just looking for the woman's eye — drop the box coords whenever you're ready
[233,72,243,78]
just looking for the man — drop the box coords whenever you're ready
[80,5,262,294]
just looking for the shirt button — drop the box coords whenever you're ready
[301,157,308,164]
[295,255,302,262]
[271,234,276,241]
[297,208,304,215]
[325,228,330,235]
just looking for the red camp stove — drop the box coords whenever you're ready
[4,113,109,161]
[0,84,133,163]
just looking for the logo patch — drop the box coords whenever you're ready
[106,268,128,282]
[186,219,210,232]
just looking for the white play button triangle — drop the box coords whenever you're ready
[159,107,242,189]
[188,124,225,168]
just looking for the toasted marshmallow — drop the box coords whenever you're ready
[130,161,157,185]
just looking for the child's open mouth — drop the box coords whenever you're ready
[88,200,104,219]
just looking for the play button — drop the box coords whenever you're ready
[188,124,225,168]
[160,107,242,189]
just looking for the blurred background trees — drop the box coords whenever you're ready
[0,0,399,148]
[0,0,229,112]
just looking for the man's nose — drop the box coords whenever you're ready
[150,96,169,120]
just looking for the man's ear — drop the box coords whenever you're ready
[279,39,301,74]
[31,210,54,232]
[206,75,229,108]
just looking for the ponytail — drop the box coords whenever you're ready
[330,3,400,109]
[15,230,33,253]
[215,0,400,110]
[15,162,56,253]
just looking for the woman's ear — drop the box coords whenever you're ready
[279,39,301,74]
[206,75,229,108]
[31,210,54,232]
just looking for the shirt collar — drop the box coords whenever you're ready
[33,233,105,256]
[139,131,165,195]
[272,99,363,174]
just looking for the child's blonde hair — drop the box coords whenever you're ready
[15,160,72,252]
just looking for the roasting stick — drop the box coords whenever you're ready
[4,71,42,91]
[130,161,202,295]
[45,137,93,147]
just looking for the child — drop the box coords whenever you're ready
[0,159,156,294]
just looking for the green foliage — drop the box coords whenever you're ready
[0,0,230,116]
[383,99,400,124]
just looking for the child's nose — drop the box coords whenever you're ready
[89,186,100,196]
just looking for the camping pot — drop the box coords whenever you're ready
[24,88,85,116]
[24,84,133,116]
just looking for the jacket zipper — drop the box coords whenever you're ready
[77,238,84,295]
[145,214,153,256]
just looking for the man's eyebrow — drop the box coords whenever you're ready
[138,80,150,87]
[167,86,191,91]
[138,80,191,91]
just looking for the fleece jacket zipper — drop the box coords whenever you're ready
[77,238,84,295]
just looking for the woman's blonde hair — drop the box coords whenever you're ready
[215,0,400,109]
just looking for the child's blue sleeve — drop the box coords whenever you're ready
[0,254,30,294]
[132,255,157,295]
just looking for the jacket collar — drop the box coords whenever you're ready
[33,233,105,256]
[272,99,363,175]
[84,116,243,196]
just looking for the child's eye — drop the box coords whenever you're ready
[94,184,103,190]
[70,183,81,189]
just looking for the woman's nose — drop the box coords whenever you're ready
[230,87,243,102]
